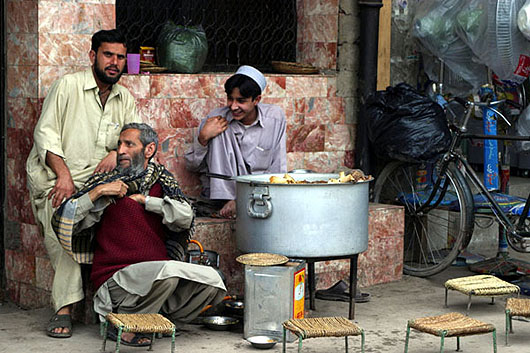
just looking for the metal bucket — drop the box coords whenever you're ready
[234,173,371,258]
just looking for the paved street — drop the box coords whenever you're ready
[1,263,528,352]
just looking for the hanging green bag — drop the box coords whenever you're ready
[157,21,208,73]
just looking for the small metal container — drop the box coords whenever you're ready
[246,336,278,349]
[202,316,239,331]
[224,299,244,317]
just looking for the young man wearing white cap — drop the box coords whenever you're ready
[185,65,287,218]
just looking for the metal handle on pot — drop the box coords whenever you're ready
[247,186,272,219]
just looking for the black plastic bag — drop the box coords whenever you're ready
[157,21,208,73]
[366,83,451,163]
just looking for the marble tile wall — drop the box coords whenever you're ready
[194,203,404,297]
[4,0,365,310]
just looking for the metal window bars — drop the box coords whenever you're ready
[116,0,297,72]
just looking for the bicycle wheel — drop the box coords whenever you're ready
[373,161,475,277]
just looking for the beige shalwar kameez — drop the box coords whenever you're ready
[26,69,139,311]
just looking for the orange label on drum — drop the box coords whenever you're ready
[293,268,305,319]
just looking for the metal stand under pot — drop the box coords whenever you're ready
[302,254,359,320]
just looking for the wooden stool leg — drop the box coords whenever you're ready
[439,331,446,353]
[456,336,461,352]
[444,288,448,308]
[492,328,497,353]
[282,327,287,353]
[404,323,411,353]
[101,321,108,352]
[344,336,348,352]
[490,297,495,305]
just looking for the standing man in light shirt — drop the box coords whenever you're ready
[185,65,287,218]
[25,29,140,338]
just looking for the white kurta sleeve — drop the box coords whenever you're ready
[145,196,194,232]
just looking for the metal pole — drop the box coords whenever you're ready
[355,0,383,175]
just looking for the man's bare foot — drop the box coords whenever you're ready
[121,332,151,345]
[219,200,236,218]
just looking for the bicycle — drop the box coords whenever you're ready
[372,94,530,277]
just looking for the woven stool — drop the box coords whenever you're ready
[505,297,530,345]
[101,313,176,353]
[445,275,520,315]
[405,312,497,353]
[282,316,365,352]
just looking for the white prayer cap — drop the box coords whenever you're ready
[235,65,267,93]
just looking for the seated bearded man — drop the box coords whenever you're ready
[52,123,226,346]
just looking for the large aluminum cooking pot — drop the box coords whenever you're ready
[235,172,371,258]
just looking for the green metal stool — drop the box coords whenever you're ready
[100,313,176,353]
[282,316,365,352]
[404,312,496,353]
[505,297,530,345]
[444,275,520,315]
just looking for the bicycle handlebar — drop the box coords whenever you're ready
[447,97,512,127]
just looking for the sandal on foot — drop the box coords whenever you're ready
[47,314,72,338]
[107,326,151,347]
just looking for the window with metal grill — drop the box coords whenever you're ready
[116,0,297,72]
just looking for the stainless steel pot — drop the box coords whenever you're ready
[234,173,371,258]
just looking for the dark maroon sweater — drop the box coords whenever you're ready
[90,183,170,290]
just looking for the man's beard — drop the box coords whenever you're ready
[94,57,122,85]
[116,149,146,176]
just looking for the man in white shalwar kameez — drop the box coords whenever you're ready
[26,29,140,338]
[52,123,226,346]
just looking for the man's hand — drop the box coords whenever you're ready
[88,180,128,202]
[219,200,236,218]
[128,194,146,204]
[45,151,76,208]
[94,150,117,174]
[48,174,76,208]
[198,116,228,146]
